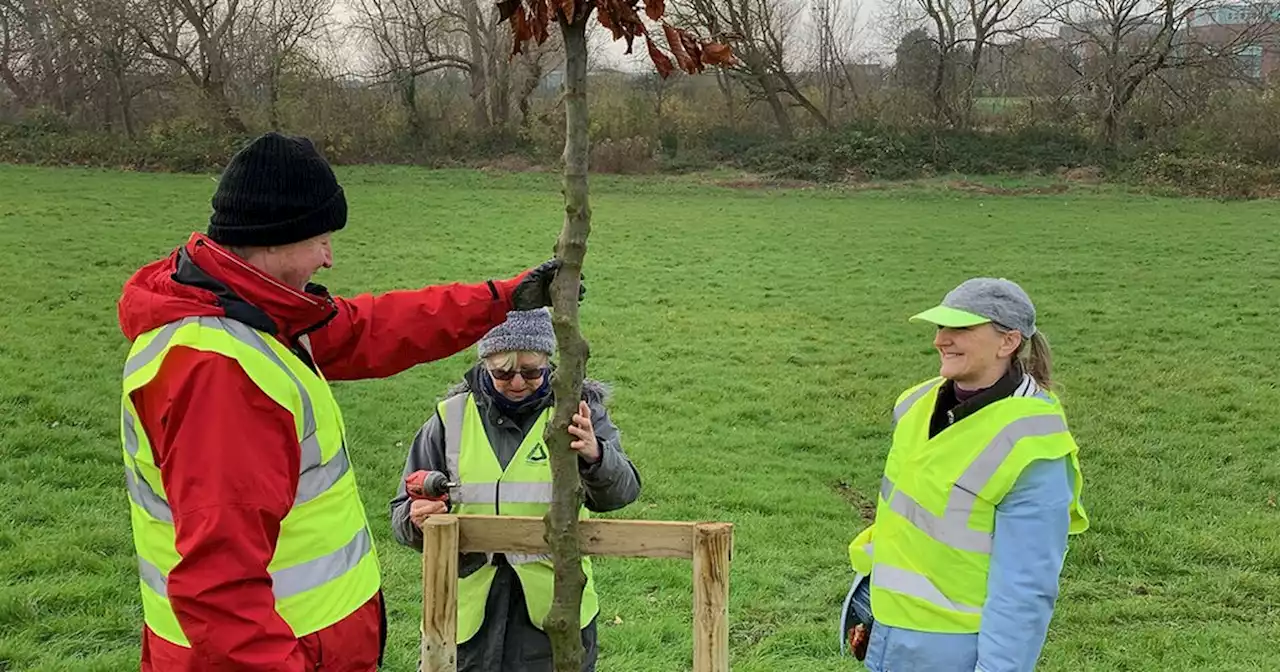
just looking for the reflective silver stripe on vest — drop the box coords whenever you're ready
[123,406,142,459]
[955,414,1067,495]
[888,488,992,554]
[455,481,554,506]
[893,379,942,426]
[500,481,555,503]
[295,443,351,505]
[125,467,173,523]
[458,483,497,504]
[134,528,372,600]
[506,553,552,565]
[442,394,467,494]
[122,407,173,522]
[880,475,894,501]
[271,527,372,600]
[872,565,981,615]
[883,413,1068,555]
[138,556,169,596]
[122,317,198,380]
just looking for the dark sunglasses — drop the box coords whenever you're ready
[488,366,547,382]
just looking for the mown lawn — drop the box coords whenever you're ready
[2,164,1279,671]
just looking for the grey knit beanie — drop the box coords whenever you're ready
[478,309,556,359]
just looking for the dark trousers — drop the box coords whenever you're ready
[421,557,598,672]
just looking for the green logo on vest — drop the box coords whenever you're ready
[527,444,548,463]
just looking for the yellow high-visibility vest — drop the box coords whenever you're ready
[121,316,380,645]
[438,393,599,644]
[849,377,1088,632]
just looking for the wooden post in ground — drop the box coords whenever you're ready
[693,523,732,672]
[421,515,459,672]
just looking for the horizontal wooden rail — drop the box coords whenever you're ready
[455,514,718,560]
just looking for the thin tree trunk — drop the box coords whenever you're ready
[209,81,248,133]
[776,70,830,128]
[114,69,136,138]
[269,55,284,131]
[749,55,792,139]
[400,72,422,141]
[932,47,950,125]
[464,0,490,130]
[544,8,591,672]
[714,69,735,125]
[517,58,542,128]
[490,53,511,129]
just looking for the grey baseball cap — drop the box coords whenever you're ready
[909,277,1038,337]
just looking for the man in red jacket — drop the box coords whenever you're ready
[117,132,579,671]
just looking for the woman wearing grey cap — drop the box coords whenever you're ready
[840,278,1090,671]
[390,308,641,672]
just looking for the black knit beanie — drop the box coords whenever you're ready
[207,132,347,247]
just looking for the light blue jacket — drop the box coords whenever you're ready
[847,457,1076,672]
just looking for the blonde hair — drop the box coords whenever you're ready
[994,324,1054,391]
[482,350,550,371]
[1016,331,1053,391]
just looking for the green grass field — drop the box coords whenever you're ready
[2,163,1279,671]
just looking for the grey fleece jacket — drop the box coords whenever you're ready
[390,364,642,552]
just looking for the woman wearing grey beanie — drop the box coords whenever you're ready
[390,308,641,672]
[840,278,1090,672]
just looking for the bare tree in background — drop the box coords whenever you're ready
[886,0,1043,127]
[811,0,867,123]
[130,0,252,133]
[352,0,556,134]
[245,0,331,130]
[0,0,80,116]
[0,1,33,107]
[1050,0,1280,148]
[349,0,470,138]
[678,0,828,139]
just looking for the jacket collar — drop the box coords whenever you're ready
[175,233,338,341]
[930,363,1025,437]
[946,363,1024,424]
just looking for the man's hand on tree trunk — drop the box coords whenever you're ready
[512,259,586,310]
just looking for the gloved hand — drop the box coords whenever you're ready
[511,259,586,310]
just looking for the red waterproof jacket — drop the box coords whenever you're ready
[118,233,528,671]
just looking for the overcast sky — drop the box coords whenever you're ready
[327,0,896,76]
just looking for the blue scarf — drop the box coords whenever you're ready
[480,367,552,418]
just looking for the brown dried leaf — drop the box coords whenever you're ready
[678,29,703,66]
[644,31,674,78]
[608,0,646,54]
[596,0,624,39]
[511,4,532,55]
[644,0,664,21]
[700,41,736,66]
[533,0,551,44]
[662,22,697,74]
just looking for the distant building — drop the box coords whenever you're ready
[1185,4,1280,79]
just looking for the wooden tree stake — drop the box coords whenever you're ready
[421,515,460,672]
[693,523,732,672]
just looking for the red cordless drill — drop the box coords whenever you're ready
[404,470,456,502]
